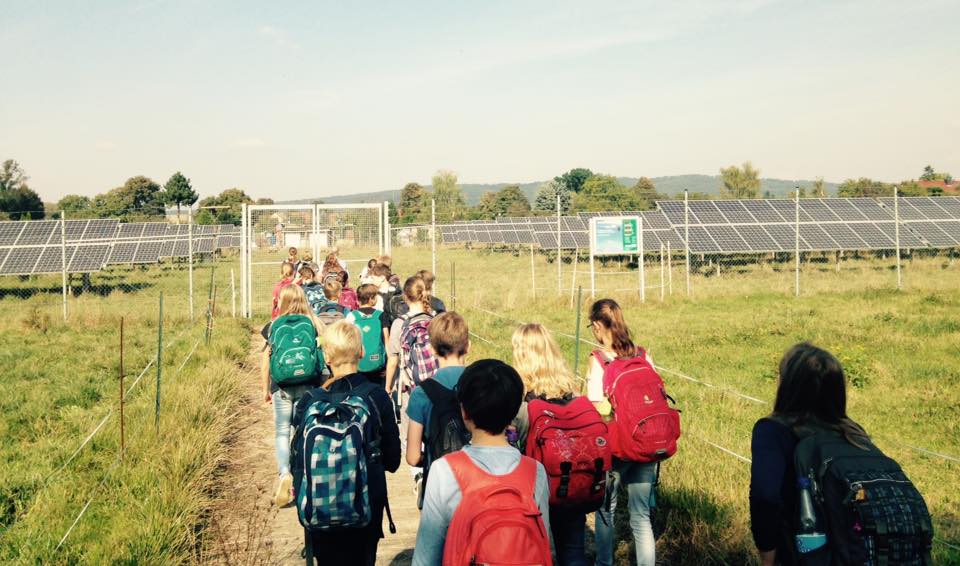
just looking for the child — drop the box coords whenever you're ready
[315,279,351,326]
[587,299,664,566]
[294,321,400,565]
[345,283,390,386]
[360,258,377,281]
[299,265,325,314]
[338,271,360,311]
[286,246,299,267]
[260,284,326,507]
[271,262,296,320]
[411,359,553,566]
[405,312,471,503]
[389,271,447,320]
[513,323,609,566]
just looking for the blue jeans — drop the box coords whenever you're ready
[551,507,587,566]
[273,385,312,476]
[594,460,657,566]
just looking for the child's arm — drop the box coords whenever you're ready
[261,348,272,404]
[385,354,399,394]
[411,458,456,566]
[406,420,424,467]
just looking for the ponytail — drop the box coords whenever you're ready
[403,276,432,313]
[589,298,636,357]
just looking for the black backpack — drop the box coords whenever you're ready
[778,420,933,566]
[418,379,470,509]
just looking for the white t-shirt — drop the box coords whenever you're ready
[586,348,655,402]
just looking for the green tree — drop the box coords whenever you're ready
[811,177,827,198]
[0,159,30,193]
[920,165,936,181]
[533,180,571,213]
[477,185,531,218]
[928,186,944,197]
[0,159,45,219]
[163,171,198,223]
[554,168,593,193]
[198,187,254,225]
[431,170,465,220]
[632,177,663,209]
[93,176,165,219]
[719,162,761,199]
[573,174,644,212]
[57,194,93,216]
[399,182,427,223]
[477,191,499,218]
[837,178,893,198]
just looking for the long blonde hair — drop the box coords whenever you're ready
[511,323,576,399]
[277,285,324,331]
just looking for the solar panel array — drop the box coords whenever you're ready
[0,220,240,276]
[437,197,960,253]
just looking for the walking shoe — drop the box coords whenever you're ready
[275,473,294,507]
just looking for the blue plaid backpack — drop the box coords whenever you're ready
[399,312,438,387]
[290,382,383,532]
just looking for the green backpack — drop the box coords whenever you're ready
[269,314,324,386]
[352,310,386,372]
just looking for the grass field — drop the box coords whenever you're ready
[1,243,957,564]
[385,245,960,564]
[0,256,251,564]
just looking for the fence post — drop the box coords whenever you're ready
[240,203,247,318]
[667,240,673,295]
[431,199,437,277]
[684,190,691,296]
[188,209,194,320]
[569,248,579,307]
[573,286,583,377]
[61,209,68,322]
[556,193,562,295]
[530,243,536,300]
[119,316,125,462]
[383,201,392,256]
[894,186,902,290]
[450,261,457,311]
[660,243,665,302]
[155,293,163,434]
[231,268,236,318]
[794,190,800,297]
[639,217,646,303]
[205,266,216,345]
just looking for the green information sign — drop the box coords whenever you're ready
[593,217,640,255]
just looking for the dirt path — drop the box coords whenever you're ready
[207,331,419,565]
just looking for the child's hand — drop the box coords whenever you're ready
[264,390,273,404]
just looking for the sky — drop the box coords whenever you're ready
[2,0,959,203]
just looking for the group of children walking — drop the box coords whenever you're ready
[262,253,934,566]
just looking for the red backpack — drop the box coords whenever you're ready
[442,451,553,566]
[525,396,612,513]
[594,349,681,463]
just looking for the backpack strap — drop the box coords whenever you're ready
[420,379,454,406]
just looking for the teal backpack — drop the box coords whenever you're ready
[269,314,324,386]
[352,310,386,372]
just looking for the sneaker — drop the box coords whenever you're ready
[275,473,294,507]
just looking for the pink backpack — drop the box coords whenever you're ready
[593,349,681,463]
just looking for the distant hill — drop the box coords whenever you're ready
[283,175,840,206]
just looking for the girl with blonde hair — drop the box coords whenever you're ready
[260,284,326,507]
[512,323,594,566]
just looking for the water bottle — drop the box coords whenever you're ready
[795,477,827,554]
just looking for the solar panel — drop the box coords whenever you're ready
[533,232,556,249]
[706,225,750,252]
[687,226,720,253]
[763,225,796,251]
[736,224,779,252]
[638,210,673,230]
[935,221,960,245]
[799,224,838,251]
[142,223,168,238]
[0,222,26,245]
[714,201,757,224]
[875,223,924,248]
[117,223,145,239]
[850,199,891,221]
[17,221,58,245]
[70,245,110,272]
[195,237,215,253]
[801,200,842,222]
[932,197,960,218]
[851,223,893,249]
[688,201,726,224]
[516,229,536,245]
[83,219,120,240]
[65,220,88,240]
[655,201,688,225]
[131,241,159,263]
[0,247,42,275]
[107,242,138,264]
[0,248,8,271]
[822,199,867,221]
[172,240,190,257]
[740,200,785,223]
[905,222,958,247]
[821,224,867,250]
[34,245,72,273]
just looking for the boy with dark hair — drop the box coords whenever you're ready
[412,359,554,566]
[346,283,390,386]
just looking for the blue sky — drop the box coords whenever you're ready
[2,0,958,202]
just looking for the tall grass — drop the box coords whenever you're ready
[0,257,251,564]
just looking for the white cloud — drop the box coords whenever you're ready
[258,25,299,50]
[231,137,267,149]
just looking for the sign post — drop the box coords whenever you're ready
[589,216,642,299]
